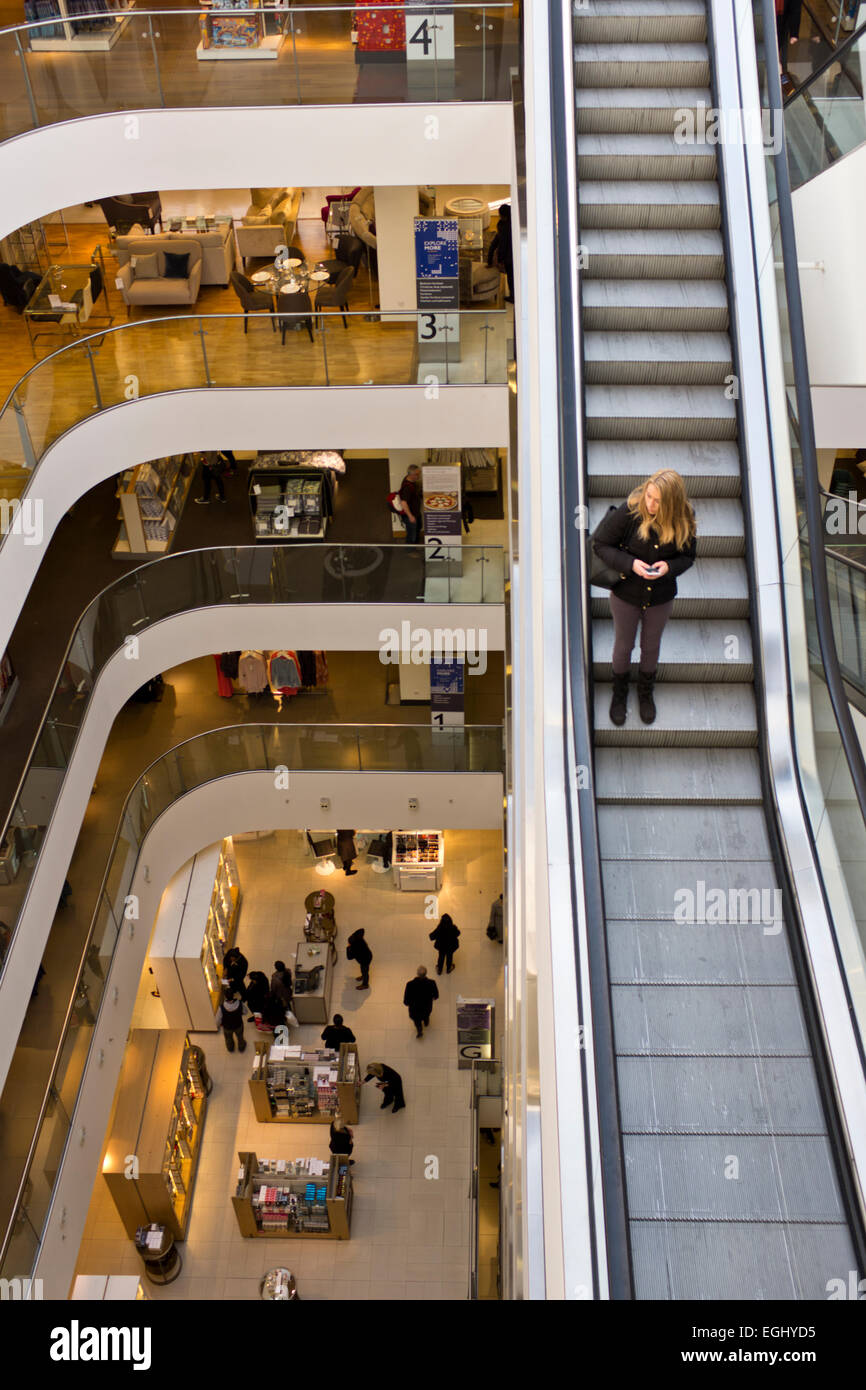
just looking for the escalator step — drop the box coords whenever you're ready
[595,746,762,802]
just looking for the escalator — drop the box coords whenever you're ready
[570,0,865,1297]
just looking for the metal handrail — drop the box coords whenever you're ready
[1,2,513,36]
[762,0,866,827]
[0,721,503,1269]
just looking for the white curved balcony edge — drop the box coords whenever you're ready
[0,600,504,1091]
[0,104,513,241]
[0,384,509,657]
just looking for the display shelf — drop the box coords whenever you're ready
[292,939,334,1023]
[197,0,284,59]
[103,1032,208,1241]
[28,0,135,50]
[249,466,331,542]
[147,839,241,1030]
[248,1042,359,1123]
[232,1152,352,1238]
[112,454,195,559]
[393,829,445,891]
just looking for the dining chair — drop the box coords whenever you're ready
[230,270,276,334]
[314,264,354,329]
[277,289,314,344]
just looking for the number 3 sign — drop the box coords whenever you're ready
[406,9,455,62]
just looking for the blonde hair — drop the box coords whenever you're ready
[627,469,696,549]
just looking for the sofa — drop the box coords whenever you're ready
[235,187,302,265]
[115,226,235,287]
[116,238,202,313]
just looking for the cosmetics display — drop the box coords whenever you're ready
[249,1042,360,1123]
[393,829,445,891]
[103,1032,209,1240]
[232,1152,353,1238]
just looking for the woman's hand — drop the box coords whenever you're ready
[650,560,669,578]
[632,559,656,579]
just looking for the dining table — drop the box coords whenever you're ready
[250,258,334,317]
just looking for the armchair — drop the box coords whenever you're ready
[230,271,277,333]
[235,188,301,266]
[314,265,354,328]
[97,192,162,235]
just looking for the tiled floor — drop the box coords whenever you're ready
[75,828,504,1300]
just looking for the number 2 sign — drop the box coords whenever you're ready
[406,10,455,62]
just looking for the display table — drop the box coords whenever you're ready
[248,1041,360,1122]
[24,263,97,355]
[393,829,444,891]
[233,1153,353,1238]
[292,940,333,1022]
[134,1224,182,1285]
[303,889,337,963]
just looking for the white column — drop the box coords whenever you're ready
[374,186,421,321]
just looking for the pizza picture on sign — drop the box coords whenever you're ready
[424,492,459,511]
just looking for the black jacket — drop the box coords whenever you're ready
[321,1023,356,1048]
[593,501,697,608]
[245,974,269,1014]
[429,919,460,951]
[347,930,372,967]
[270,968,293,1007]
[403,977,439,1017]
[329,1123,354,1156]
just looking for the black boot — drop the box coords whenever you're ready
[609,670,630,726]
[637,669,657,724]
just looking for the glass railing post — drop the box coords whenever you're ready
[482,6,487,101]
[289,12,302,104]
[174,747,186,795]
[82,342,103,412]
[195,318,213,387]
[13,31,39,129]
[320,318,330,386]
[11,393,37,471]
[146,13,167,108]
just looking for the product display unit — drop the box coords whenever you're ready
[103,1032,209,1241]
[248,464,331,542]
[113,454,195,558]
[249,1041,360,1123]
[232,1153,353,1238]
[291,939,334,1022]
[393,829,445,891]
[197,0,285,60]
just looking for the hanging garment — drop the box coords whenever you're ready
[220,651,241,679]
[238,650,268,694]
[315,650,329,686]
[296,650,317,687]
[213,654,234,699]
[268,650,302,694]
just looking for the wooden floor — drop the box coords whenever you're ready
[2,10,519,140]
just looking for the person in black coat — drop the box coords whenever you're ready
[429,913,461,975]
[329,1117,355,1164]
[215,986,246,1052]
[223,946,248,993]
[486,203,514,302]
[245,970,269,1019]
[346,928,372,990]
[363,1061,406,1112]
[270,961,294,1009]
[259,990,288,1032]
[593,469,697,727]
[321,1013,356,1048]
[776,0,802,72]
[403,965,439,1038]
[337,829,358,876]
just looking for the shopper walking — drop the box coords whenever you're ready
[270,960,294,1009]
[398,464,423,546]
[222,946,248,993]
[346,928,372,990]
[258,990,288,1033]
[776,0,802,72]
[429,912,461,975]
[363,1061,406,1112]
[487,202,514,303]
[195,453,227,504]
[592,469,697,727]
[337,829,358,876]
[216,986,247,1052]
[321,1013,356,1048]
[329,1117,355,1164]
[403,965,439,1038]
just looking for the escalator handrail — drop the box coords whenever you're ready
[783,13,866,106]
[761,0,866,833]
[549,0,633,1301]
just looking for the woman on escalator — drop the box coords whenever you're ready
[593,470,697,727]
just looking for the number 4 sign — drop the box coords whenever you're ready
[406,10,455,62]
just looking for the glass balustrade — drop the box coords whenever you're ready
[0,719,503,1276]
[784,21,866,188]
[1,309,508,482]
[0,3,518,141]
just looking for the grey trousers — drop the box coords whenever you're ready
[609,593,674,674]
